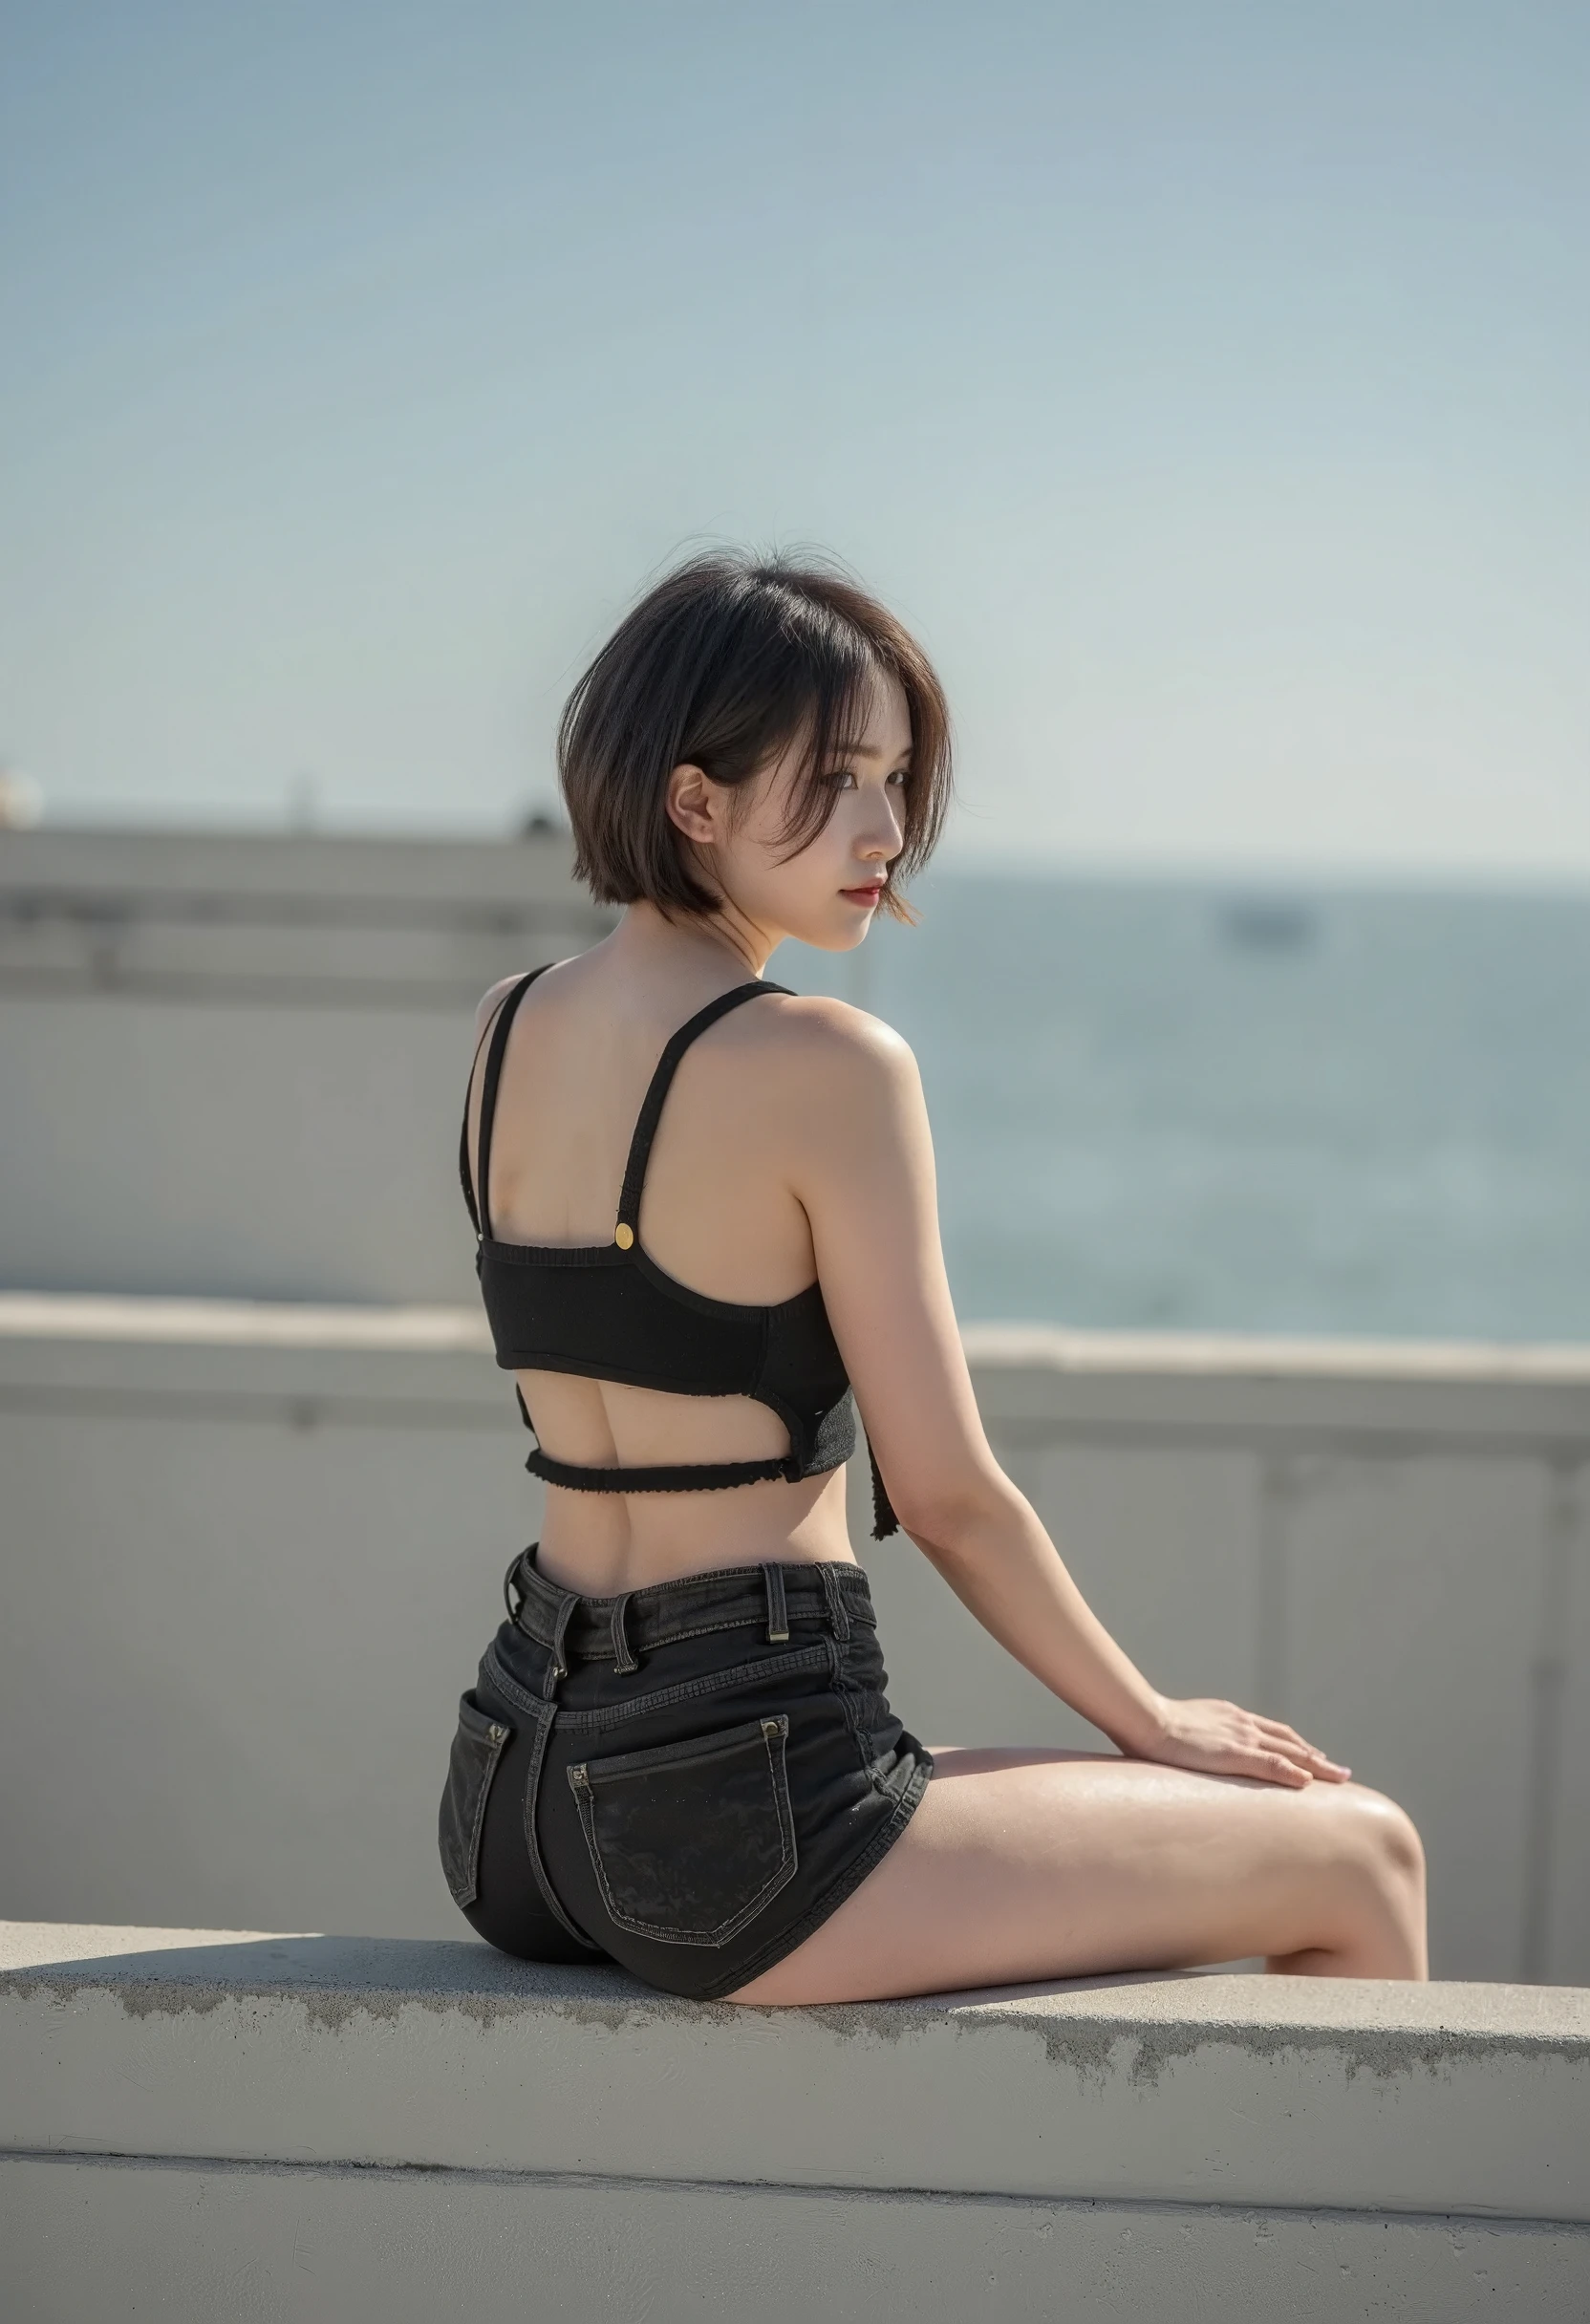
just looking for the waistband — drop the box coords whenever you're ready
[504,1542,874,1672]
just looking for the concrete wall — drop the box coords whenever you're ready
[3,1295,1586,1983]
[0,827,615,1302]
[3,1922,1586,2322]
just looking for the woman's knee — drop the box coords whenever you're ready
[1340,1784,1425,1891]
[1315,1783,1427,1964]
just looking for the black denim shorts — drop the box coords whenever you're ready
[438,1545,933,2002]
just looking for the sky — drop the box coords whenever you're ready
[2,2,1587,874]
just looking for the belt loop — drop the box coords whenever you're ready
[504,1545,533,1628]
[820,1564,850,1644]
[544,1591,578,1694]
[763,1563,789,1645]
[610,1593,638,1674]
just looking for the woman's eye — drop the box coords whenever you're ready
[827,769,858,789]
[887,768,910,786]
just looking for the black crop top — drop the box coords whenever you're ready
[460,965,897,1538]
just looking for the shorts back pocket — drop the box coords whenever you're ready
[568,1713,797,1947]
[438,1689,513,1909]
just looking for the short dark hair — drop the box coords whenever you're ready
[557,549,953,923]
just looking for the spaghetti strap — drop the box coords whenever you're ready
[614,980,792,1239]
[459,995,512,1235]
[462,966,552,1240]
[464,962,860,1517]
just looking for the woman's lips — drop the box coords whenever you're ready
[840,884,884,906]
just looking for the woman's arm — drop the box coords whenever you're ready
[784,997,1347,1790]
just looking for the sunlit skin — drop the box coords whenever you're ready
[466,671,1429,2000]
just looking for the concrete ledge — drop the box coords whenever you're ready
[8,1293,1588,1453]
[5,1924,1588,2320]
[5,1923,1587,2212]
[12,1290,1590,1380]
[0,1291,493,1349]
[961,1319,1590,1387]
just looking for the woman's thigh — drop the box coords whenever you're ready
[729,1745,1422,2005]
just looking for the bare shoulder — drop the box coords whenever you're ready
[472,960,574,1043]
[473,974,523,1039]
[744,990,922,1116]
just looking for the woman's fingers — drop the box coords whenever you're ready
[1253,1714,1352,1780]
[1180,1732,1312,1788]
[1235,1745,1311,1788]
[1222,1715,1333,1787]
[1151,1699,1350,1786]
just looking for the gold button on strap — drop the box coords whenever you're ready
[613,1222,634,1250]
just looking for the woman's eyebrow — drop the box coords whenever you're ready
[829,738,908,762]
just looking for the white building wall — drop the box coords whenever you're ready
[0,827,615,1302]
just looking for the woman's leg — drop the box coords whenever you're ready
[730,1747,1428,2006]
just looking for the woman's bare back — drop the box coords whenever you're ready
[466,939,870,1594]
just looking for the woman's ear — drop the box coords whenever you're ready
[664,762,720,847]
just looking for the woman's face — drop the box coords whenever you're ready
[677,669,913,955]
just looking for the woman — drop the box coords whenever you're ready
[440,550,1428,2003]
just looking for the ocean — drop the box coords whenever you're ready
[778,872,1590,1345]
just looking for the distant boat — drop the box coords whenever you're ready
[1217,896,1318,953]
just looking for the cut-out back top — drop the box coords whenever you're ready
[459,966,897,1538]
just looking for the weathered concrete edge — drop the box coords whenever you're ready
[8,1968,1589,2087]
[8,1933,1588,2222]
[5,1928,1586,2075]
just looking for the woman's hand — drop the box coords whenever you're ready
[1130,1696,1351,1788]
